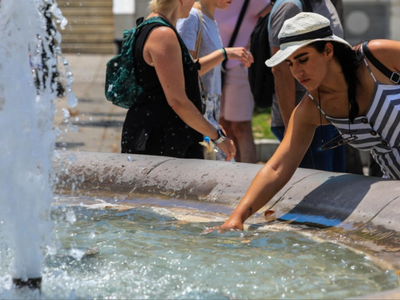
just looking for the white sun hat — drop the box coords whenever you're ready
[265,12,352,67]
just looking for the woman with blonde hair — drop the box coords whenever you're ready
[206,12,400,233]
[177,0,255,160]
[121,0,242,160]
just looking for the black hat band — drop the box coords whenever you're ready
[279,26,333,45]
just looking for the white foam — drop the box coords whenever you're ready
[0,0,76,280]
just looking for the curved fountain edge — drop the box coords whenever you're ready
[54,150,400,298]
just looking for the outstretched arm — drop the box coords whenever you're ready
[207,97,320,232]
[178,6,252,76]
[189,47,253,76]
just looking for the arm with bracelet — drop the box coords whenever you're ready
[195,46,253,76]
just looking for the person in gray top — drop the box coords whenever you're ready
[177,0,253,160]
[269,0,345,172]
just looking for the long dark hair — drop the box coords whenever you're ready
[310,41,363,122]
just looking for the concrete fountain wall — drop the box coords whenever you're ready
[55,150,400,299]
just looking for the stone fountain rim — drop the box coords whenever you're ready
[54,150,400,299]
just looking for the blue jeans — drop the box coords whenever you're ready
[271,125,345,172]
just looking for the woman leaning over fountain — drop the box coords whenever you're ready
[121,0,252,160]
[207,12,400,233]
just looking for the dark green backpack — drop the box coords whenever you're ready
[105,17,171,109]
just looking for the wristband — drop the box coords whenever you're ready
[212,128,226,145]
[221,48,227,60]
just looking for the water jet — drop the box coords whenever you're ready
[0,0,76,292]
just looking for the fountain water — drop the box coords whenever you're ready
[0,0,399,298]
[0,0,76,290]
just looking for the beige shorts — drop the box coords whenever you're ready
[220,64,255,122]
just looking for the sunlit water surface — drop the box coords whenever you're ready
[0,200,397,299]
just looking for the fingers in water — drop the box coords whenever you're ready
[201,226,241,235]
[201,226,219,235]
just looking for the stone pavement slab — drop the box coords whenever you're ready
[54,53,126,153]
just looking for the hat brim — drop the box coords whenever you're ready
[265,35,352,67]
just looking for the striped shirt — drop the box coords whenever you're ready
[308,52,400,179]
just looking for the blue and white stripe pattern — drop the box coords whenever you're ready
[309,55,400,179]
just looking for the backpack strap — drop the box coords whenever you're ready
[134,21,166,60]
[129,17,194,67]
[194,8,203,60]
[362,41,400,84]
[222,0,250,71]
[227,0,250,48]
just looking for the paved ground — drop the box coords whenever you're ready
[54,53,124,153]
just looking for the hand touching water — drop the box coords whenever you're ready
[202,215,244,234]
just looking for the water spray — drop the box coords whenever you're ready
[0,0,76,292]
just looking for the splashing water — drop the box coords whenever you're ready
[0,0,76,282]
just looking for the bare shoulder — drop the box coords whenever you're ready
[367,39,400,52]
[147,26,176,42]
[294,93,323,127]
[365,39,400,70]
[354,39,400,53]
[299,91,318,109]
[145,26,180,53]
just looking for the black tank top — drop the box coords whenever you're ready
[121,20,203,158]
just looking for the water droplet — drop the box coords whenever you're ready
[66,210,76,223]
[62,108,70,120]
[68,154,76,162]
[67,92,78,107]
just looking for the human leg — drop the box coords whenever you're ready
[272,124,333,170]
[230,120,256,163]
[271,125,345,171]
[272,125,336,170]
[344,145,364,175]
[219,117,235,143]
[323,125,345,172]
[368,154,383,177]
[221,65,256,163]
[271,126,285,142]
[300,125,345,171]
